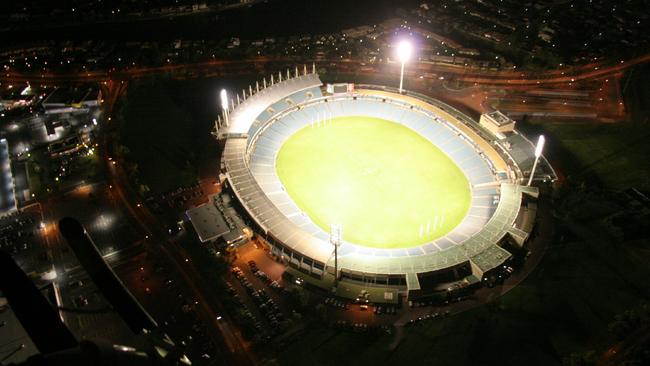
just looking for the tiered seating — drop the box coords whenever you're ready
[247,96,503,259]
[288,87,322,105]
[252,96,498,195]
[231,94,527,275]
[246,86,323,141]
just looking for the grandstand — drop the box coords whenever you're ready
[211,66,552,302]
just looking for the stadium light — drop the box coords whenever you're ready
[534,135,545,158]
[396,40,412,93]
[330,224,342,288]
[527,135,545,186]
[397,40,412,63]
[220,89,229,126]
[220,89,228,111]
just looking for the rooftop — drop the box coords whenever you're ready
[485,110,514,127]
[0,139,17,215]
[0,299,39,364]
[185,199,231,243]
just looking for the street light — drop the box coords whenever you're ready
[220,89,229,126]
[527,135,545,186]
[396,40,412,93]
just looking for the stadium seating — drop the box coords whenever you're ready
[246,94,504,262]
[246,86,323,144]
[222,84,535,284]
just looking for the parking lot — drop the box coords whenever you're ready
[229,241,487,334]
[231,242,403,334]
[0,210,50,276]
[226,246,295,345]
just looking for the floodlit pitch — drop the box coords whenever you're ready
[275,116,471,249]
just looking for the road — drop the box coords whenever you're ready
[4,52,646,125]
[101,124,257,365]
[2,53,649,87]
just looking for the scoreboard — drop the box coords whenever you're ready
[326,83,355,94]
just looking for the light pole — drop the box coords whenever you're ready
[330,224,342,288]
[396,40,412,93]
[220,89,229,126]
[527,135,545,186]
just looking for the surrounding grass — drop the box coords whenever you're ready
[519,119,650,191]
[275,116,471,249]
[622,64,650,125]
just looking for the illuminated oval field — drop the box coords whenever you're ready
[275,116,471,249]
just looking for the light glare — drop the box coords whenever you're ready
[534,135,545,157]
[220,89,228,110]
[397,41,412,63]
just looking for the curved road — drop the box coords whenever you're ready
[1,53,649,87]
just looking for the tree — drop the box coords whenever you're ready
[287,287,309,309]
[315,303,327,322]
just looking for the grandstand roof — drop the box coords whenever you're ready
[502,133,557,181]
[222,73,322,135]
[185,201,231,243]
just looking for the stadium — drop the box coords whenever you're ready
[212,66,555,303]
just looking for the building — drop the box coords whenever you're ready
[42,86,99,114]
[0,85,35,110]
[186,193,249,247]
[0,139,17,216]
[0,298,40,364]
[480,110,516,138]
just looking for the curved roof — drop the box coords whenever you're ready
[222,73,322,135]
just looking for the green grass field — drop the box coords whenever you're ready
[275,116,471,249]
[520,119,650,191]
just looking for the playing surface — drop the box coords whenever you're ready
[275,116,471,249]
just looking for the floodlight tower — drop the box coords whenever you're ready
[396,40,412,93]
[220,89,229,126]
[330,224,342,288]
[527,135,546,186]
